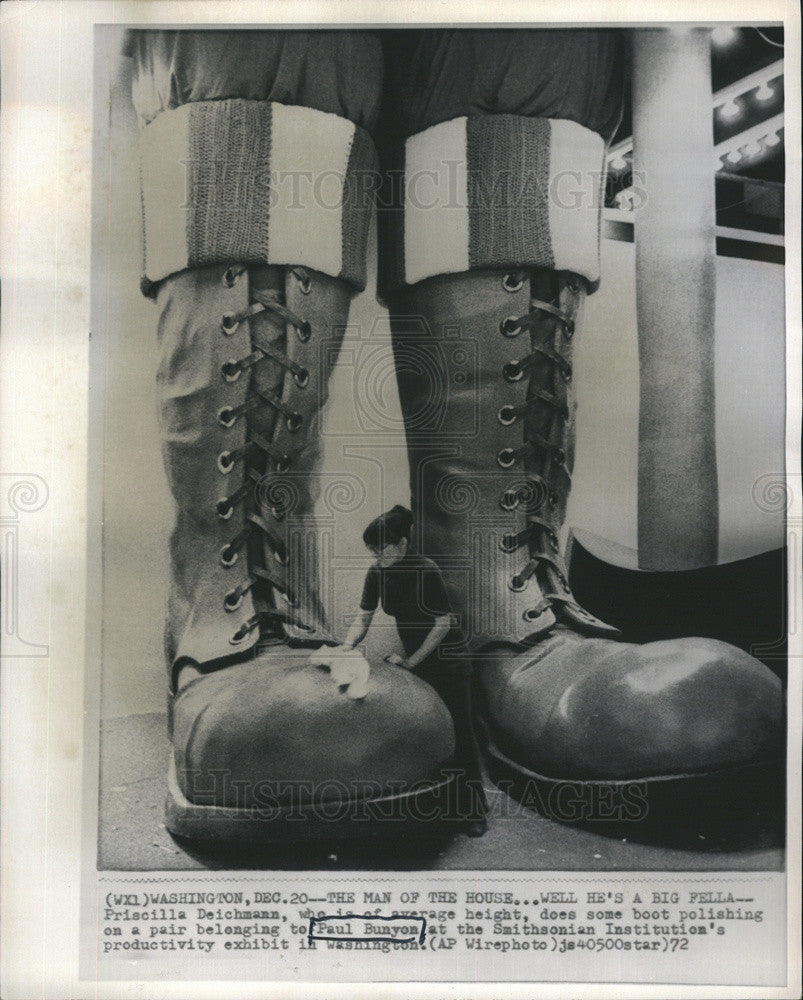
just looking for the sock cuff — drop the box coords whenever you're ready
[380,114,607,294]
[138,99,377,294]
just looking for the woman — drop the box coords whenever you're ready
[341,505,488,836]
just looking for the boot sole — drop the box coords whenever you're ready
[478,715,784,842]
[165,754,460,844]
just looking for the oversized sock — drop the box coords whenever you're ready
[377,28,625,299]
[138,99,377,294]
[125,28,382,293]
[379,114,606,294]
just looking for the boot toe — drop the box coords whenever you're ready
[482,633,783,780]
[172,647,456,807]
[545,637,782,779]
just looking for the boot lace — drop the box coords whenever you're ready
[495,271,582,625]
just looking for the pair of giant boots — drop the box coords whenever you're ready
[129,34,782,846]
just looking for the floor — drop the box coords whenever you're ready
[98,714,784,872]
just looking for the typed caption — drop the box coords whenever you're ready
[88,872,786,985]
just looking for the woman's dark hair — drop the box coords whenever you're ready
[362,505,414,549]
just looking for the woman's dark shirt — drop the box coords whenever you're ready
[359,553,464,664]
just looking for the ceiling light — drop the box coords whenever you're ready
[714,114,783,167]
[725,149,742,165]
[610,155,628,171]
[755,83,775,102]
[745,141,762,157]
[764,132,781,147]
[711,26,738,47]
[720,99,741,120]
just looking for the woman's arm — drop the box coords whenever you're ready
[342,607,374,650]
[400,614,452,670]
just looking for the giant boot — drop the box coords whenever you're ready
[137,96,456,844]
[384,114,783,828]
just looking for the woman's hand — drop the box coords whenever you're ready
[383,652,411,669]
[389,615,451,673]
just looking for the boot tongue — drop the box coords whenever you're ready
[519,275,619,640]
[245,267,354,648]
[239,266,312,640]
[528,523,619,639]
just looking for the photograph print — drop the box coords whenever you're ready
[93,22,788,873]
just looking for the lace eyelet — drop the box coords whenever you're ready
[566,276,582,294]
[553,447,566,466]
[508,575,527,593]
[500,489,520,511]
[523,607,544,622]
[296,321,312,343]
[497,448,516,469]
[294,367,310,389]
[286,412,303,433]
[503,361,523,383]
[222,267,240,289]
[221,314,239,336]
[219,545,238,568]
[216,498,234,521]
[498,405,517,426]
[548,534,559,553]
[229,624,251,645]
[221,360,241,382]
[224,589,243,612]
[294,269,312,294]
[274,550,290,566]
[502,273,525,294]
[217,407,236,428]
[276,456,291,474]
[217,451,235,474]
[499,533,518,553]
[564,319,575,337]
[500,316,522,337]
[562,364,573,383]
[548,489,559,509]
